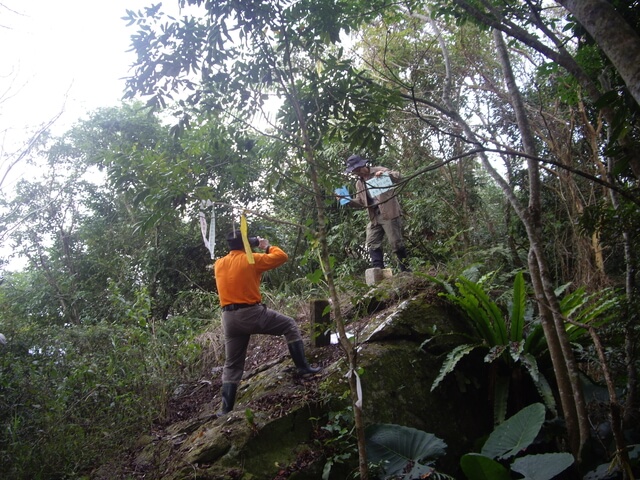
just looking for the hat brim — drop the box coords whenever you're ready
[344,159,368,174]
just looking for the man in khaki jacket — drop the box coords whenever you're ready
[341,154,410,272]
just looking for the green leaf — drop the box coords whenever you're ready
[481,403,545,460]
[561,287,619,342]
[511,453,574,480]
[306,268,324,284]
[559,286,588,318]
[245,407,255,425]
[365,424,447,478]
[523,322,546,356]
[322,458,333,480]
[460,453,511,480]
[520,353,557,416]
[493,374,510,425]
[431,344,479,391]
[442,289,495,344]
[458,277,507,344]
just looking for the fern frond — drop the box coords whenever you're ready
[458,277,507,344]
[563,288,620,341]
[431,344,479,392]
[494,374,510,425]
[573,290,619,325]
[520,353,558,417]
[523,322,546,356]
[560,286,588,318]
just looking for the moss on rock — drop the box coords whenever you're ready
[124,283,494,479]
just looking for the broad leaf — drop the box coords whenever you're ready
[365,424,447,478]
[511,453,574,480]
[460,453,511,480]
[481,403,545,460]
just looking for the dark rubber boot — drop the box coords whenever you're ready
[396,247,411,272]
[369,247,385,268]
[288,340,321,376]
[216,382,237,417]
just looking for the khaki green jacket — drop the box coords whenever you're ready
[348,166,403,225]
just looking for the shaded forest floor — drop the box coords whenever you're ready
[163,314,349,426]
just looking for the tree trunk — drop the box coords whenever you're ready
[556,0,640,108]
[279,31,369,480]
[306,154,369,479]
[493,28,590,459]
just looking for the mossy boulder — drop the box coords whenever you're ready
[124,283,492,479]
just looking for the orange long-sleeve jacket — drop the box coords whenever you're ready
[214,246,288,307]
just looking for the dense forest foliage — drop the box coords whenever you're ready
[1,0,639,478]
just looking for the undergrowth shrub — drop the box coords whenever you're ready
[0,314,207,479]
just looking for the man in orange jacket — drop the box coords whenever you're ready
[213,229,321,416]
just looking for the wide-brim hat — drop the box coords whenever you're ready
[344,154,368,174]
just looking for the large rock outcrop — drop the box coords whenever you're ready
[121,277,493,479]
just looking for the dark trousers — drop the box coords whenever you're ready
[221,305,302,383]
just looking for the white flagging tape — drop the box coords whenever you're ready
[345,368,363,408]
[199,201,215,259]
[208,206,215,259]
[199,211,210,252]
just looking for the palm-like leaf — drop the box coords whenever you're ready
[562,288,619,341]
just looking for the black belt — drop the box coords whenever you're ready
[222,303,261,312]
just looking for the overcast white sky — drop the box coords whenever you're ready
[0,0,181,190]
